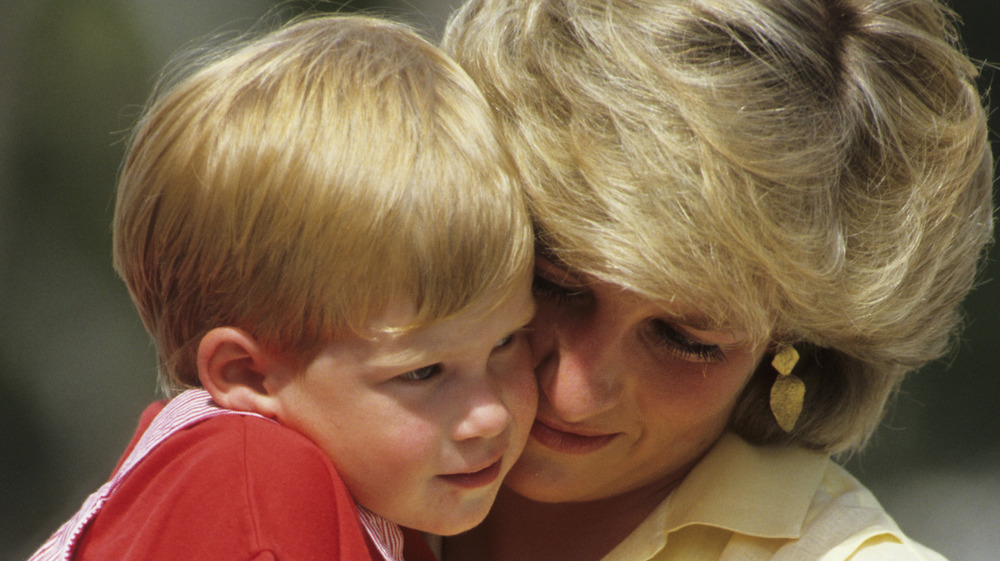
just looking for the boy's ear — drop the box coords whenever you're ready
[197,327,289,418]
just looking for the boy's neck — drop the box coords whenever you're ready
[442,482,675,561]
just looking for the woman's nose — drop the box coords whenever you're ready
[533,307,624,423]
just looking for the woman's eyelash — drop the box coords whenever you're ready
[532,274,583,305]
[650,320,726,362]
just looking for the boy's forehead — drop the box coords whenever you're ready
[358,282,535,365]
[353,316,480,370]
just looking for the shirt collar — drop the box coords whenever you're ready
[356,505,405,561]
[608,432,830,559]
[660,432,829,538]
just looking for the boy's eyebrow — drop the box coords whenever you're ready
[366,345,437,370]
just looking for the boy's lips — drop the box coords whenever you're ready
[438,458,504,489]
[529,419,619,454]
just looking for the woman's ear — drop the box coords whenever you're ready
[197,327,289,418]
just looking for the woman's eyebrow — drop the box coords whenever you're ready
[534,242,570,268]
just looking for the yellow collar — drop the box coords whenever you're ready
[606,433,829,560]
[661,433,828,537]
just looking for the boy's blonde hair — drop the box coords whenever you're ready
[443,0,993,452]
[115,15,532,393]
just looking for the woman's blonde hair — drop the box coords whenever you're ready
[443,0,993,452]
[115,15,532,394]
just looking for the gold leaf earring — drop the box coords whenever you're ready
[769,346,805,432]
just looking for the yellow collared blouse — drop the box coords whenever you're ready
[601,433,947,561]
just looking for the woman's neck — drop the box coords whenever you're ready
[442,479,677,561]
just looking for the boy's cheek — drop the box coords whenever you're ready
[341,418,440,481]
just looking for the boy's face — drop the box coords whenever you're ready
[272,275,537,535]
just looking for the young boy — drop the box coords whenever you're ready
[29,14,537,561]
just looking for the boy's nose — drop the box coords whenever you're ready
[451,380,512,441]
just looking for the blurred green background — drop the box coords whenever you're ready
[1,1,997,560]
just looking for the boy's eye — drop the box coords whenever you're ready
[493,327,530,350]
[647,319,726,363]
[397,364,442,382]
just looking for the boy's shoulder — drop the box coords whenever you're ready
[119,397,346,494]
[76,408,374,561]
[156,410,342,486]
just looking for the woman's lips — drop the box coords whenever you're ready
[438,459,503,489]
[529,420,618,454]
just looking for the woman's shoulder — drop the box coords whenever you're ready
[797,462,948,561]
[832,536,947,561]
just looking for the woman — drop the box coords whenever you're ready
[439,0,993,560]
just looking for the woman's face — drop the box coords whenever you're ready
[504,253,767,504]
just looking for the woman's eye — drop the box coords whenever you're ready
[397,364,441,382]
[532,273,585,306]
[648,320,726,363]
[495,333,514,348]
